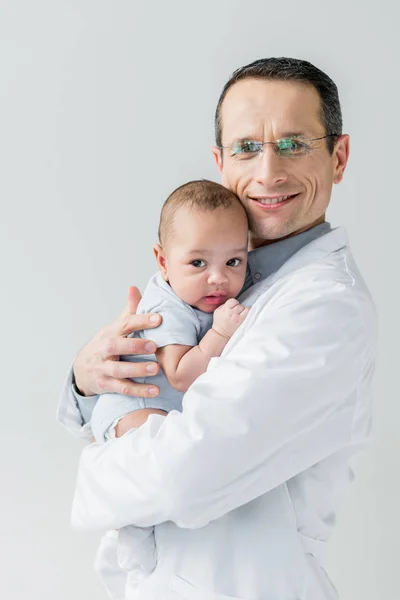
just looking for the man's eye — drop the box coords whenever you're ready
[278,138,309,155]
[226,258,241,267]
[232,141,261,155]
[190,259,206,268]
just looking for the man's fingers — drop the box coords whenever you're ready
[119,312,162,337]
[103,358,160,379]
[103,336,159,358]
[127,286,142,314]
[98,377,160,398]
[117,286,143,331]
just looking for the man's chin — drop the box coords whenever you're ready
[248,219,294,247]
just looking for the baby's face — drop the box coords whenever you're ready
[159,205,248,312]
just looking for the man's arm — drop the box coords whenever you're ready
[57,287,162,438]
[107,334,228,437]
[57,367,98,440]
[71,275,376,532]
[110,326,238,437]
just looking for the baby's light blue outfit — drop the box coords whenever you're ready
[91,272,213,443]
[91,271,214,589]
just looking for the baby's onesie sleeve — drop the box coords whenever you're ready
[137,300,200,348]
[136,277,203,348]
[91,276,204,444]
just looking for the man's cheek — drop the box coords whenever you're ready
[223,171,242,196]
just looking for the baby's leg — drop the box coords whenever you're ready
[111,426,158,587]
[93,427,158,592]
[94,530,127,599]
[94,526,157,594]
[115,408,167,436]
[118,524,157,586]
[91,393,167,444]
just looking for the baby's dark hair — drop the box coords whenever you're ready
[158,179,247,246]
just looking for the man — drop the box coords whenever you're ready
[58,57,377,599]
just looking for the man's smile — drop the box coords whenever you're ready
[249,193,300,209]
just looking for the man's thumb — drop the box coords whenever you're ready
[127,286,142,314]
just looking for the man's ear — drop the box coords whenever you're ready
[212,146,223,174]
[333,134,350,184]
[153,244,168,281]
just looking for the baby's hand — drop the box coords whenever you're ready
[212,298,250,340]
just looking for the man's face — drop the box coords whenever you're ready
[213,78,349,247]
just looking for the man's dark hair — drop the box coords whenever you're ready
[158,179,247,246]
[215,57,342,154]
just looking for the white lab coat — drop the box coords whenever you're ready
[62,228,377,600]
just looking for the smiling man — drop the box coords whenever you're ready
[214,75,342,247]
[58,58,377,599]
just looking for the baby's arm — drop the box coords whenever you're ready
[114,299,249,438]
[156,298,250,393]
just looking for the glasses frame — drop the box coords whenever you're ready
[219,134,340,157]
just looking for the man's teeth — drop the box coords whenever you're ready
[258,195,293,205]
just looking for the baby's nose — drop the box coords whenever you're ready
[207,270,228,285]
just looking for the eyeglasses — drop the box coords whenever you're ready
[219,134,339,159]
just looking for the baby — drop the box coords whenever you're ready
[90,179,250,592]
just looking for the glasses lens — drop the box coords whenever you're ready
[231,140,263,156]
[276,138,309,157]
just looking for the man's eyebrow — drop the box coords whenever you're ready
[227,132,307,144]
[279,131,307,138]
[228,136,260,143]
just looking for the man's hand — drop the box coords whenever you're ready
[73,286,162,398]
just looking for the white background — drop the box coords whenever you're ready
[0,1,397,598]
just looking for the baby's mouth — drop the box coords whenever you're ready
[203,292,226,304]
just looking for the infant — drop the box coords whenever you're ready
[90,179,250,592]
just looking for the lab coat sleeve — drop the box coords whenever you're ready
[71,273,375,531]
[57,366,98,441]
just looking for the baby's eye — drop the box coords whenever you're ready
[226,258,241,267]
[190,259,206,268]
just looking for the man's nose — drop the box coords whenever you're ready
[207,269,229,285]
[253,146,288,187]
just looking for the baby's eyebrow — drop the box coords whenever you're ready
[187,247,247,254]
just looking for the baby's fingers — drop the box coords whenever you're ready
[231,303,248,315]
[225,298,240,309]
[238,306,251,321]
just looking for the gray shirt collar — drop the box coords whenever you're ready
[243,222,332,290]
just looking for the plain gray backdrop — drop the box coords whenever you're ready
[0,1,397,598]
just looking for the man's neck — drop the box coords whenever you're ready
[248,216,326,250]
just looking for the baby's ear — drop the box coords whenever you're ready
[153,244,168,281]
